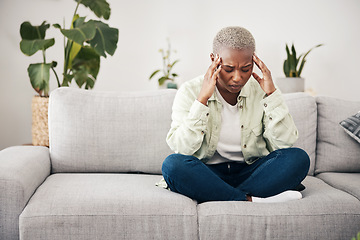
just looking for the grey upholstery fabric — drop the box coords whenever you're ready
[315,96,360,174]
[49,88,176,174]
[0,146,50,240]
[2,90,360,240]
[317,172,360,200]
[198,176,360,240]
[283,92,317,175]
[19,174,198,240]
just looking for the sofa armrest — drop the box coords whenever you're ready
[0,146,50,240]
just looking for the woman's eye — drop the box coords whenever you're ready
[242,69,250,73]
[223,67,234,72]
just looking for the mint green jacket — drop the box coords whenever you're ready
[166,75,298,164]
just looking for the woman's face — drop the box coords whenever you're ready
[215,47,254,94]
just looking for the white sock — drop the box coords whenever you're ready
[251,190,302,203]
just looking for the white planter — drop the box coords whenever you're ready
[275,77,305,93]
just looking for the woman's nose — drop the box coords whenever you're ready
[232,70,242,82]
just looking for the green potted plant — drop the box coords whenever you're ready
[276,43,323,93]
[149,39,179,89]
[20,0,119,146]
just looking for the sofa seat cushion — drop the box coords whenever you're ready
[19,174,198,240]
[197,176,360,240]
[317,172,360,200]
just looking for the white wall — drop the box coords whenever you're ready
[1,0,360,150]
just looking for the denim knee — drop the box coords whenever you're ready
[162,154,178,176]
[291,147,310,176]
[162,154,197,177]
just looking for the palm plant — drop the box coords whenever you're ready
[283,43,323,78]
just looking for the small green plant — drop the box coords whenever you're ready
[351,231,360,240]
[283,43,323,78]
[20,0,119,97]
[149,39,179,88]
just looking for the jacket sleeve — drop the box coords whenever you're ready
[260,89,298,151]
[166,85,210,156]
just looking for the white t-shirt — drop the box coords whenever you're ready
[206,87,245,164]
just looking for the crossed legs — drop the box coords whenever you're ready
[162,148,310,203]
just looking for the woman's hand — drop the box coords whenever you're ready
[252,53,276,96]
[197,54,222,105]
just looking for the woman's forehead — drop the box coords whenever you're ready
[220,48,253,65]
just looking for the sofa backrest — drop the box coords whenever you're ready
[282,93,318,175]
[315,96,360,174]
[48,88,320,175]
[48,87,176,174]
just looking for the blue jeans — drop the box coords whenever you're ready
[162,148,310,203]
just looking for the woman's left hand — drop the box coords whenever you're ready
[252,53,276,96]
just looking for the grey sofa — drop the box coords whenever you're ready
[1,87,360,240]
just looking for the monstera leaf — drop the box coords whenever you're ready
[76,0,111,20]
[20,21,49,40]
[89,20,118,58]
[20,21,55,56]
[27,63,52,96]
[54,20,96,46]
[20,39,55,56]
[71,46,100,89]
[55,18,118,58]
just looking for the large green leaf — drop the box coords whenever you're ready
[27,63,51,96]
[75,0,111,20]
[20,21,49,40]
[20,21,54,56]
[71,46,100,89]
[57,20,96,45]
[20,38,55,56]
[65,15,83,70]
[67,41,82,70]
[89,20,118,58]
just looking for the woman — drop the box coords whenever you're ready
[161,26,310,203]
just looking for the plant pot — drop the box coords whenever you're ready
[275,77,305,93]
[32,96,49,147]
[158,80,178,90]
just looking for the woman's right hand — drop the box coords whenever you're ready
[197,54,222,106]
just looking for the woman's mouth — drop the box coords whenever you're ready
[229,85,242,91]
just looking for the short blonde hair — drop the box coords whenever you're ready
[213,26,256,54]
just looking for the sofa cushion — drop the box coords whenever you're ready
[0,146,50,240]
[48,88,176,174]
[317,172,360,200]
[315,96,360,174]
[283,93,317,175]
[197,176,360,240]
[339,111,360,143]
[19,174,198,240]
